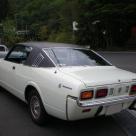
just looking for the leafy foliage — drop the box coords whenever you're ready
[0,0,9,21]
[0,0,136,49]
[77,0,136,49]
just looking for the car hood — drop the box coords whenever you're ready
[59,66,136,87]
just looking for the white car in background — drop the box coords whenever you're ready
[0,44,8,52]
[0,44,8,58]
[0,42,136,125]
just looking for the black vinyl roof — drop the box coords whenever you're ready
[15,42,85,67]
[18,41,83,49]
[11,42,89,67]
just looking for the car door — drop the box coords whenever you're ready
[0,57,16,92]
[2,45,32,98]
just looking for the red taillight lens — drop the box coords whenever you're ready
[130,85,136,95]
[80,91,93,100]
[96,89,108,98]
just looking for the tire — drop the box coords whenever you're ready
[28,89,48,125]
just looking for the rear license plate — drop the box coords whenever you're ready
[106,104,122,115]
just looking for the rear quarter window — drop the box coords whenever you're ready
[32,52,54,68]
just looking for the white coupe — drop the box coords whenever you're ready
[0,42,136,125]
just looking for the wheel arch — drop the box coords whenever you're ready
[24,81,43,103]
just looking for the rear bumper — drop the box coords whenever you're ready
[66,95,136,121]
[77,96,136,107]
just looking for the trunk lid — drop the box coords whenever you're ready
[59,66,136,87]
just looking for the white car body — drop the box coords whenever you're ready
[0,42,136,122]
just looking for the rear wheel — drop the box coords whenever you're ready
[28,90,48,125]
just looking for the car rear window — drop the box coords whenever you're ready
[44,48,111,67]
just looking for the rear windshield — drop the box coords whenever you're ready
[44,48,111,67]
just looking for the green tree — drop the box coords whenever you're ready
[0,0,8,21]
[77,0,136,49]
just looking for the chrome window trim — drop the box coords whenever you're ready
[91,50,113,66]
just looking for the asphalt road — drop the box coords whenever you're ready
[0,52,136,136]
[101,52,136,73]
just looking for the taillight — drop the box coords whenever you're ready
[80,91,93,100]
[130,85,136,95]
[96,89,108,98]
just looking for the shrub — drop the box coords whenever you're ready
[48,31,74,43]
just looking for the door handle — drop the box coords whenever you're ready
[12,66,16,70]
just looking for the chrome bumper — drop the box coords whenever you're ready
[77,96,136,107]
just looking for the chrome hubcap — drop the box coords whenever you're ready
[30,96,41,119]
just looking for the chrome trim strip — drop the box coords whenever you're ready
[91,50,113,66]
[62,85,72,90]
[66,95,69,121]
[77,96,136,107]
[66,95,78,121]
[87,82,131,88]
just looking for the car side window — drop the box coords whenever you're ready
[0,46,5,51]
[32,51,55,68]
[5,45,32,64]
[32,53,44,67]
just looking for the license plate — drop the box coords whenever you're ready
[106,104,122,115]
